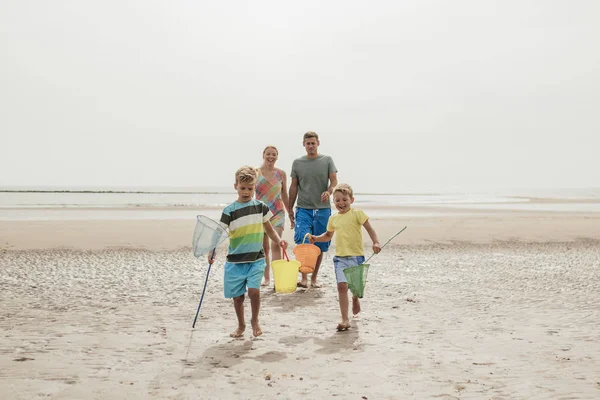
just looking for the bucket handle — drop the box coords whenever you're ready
[302,233,311,244]
[282,246,290,261]
[365,226,407,264]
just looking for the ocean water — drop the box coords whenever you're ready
[0,187,599,221]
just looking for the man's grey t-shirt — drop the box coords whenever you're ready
[290,154,337,209]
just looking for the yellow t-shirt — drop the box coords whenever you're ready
[327,208,369,257]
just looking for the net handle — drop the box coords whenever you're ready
[365,226,407,264]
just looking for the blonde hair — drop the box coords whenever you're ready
[235,165,257,184]
[303,131,319,142]
[333,183,354,198]
[263,145,278,156]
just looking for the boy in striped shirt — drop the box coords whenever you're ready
[209,165,288,337]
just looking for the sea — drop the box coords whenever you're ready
[1,186,599,221]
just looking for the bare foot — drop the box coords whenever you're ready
[310,280,322,288]
[251,320,262,337]
[352,296,361,316]
[336,321,351,331]
[297,280,308,288]
[261,279,270,287]
[230,325,245,338]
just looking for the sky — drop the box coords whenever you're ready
[1,0,599,193]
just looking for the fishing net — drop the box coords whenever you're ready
[192,215,229,257]
[343,263,370,298]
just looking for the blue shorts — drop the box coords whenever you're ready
[294,208,332,252]
[223,259,266,298]
[333,256,365,284]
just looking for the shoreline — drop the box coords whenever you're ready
[1,210,599,251]
[2,193,600,211]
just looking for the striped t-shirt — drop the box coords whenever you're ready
[220,199,273,263]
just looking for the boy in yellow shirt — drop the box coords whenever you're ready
[309,183,381,331]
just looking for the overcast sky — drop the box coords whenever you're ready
[1,0,598,193]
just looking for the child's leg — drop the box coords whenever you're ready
[231,294,245,337]
[247,288,262,337]
[224,262,248,337]
[352,295,361,316]
[261,235,271,286]
[337,282,350,327]
[246,259,266,337]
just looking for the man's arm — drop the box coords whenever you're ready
[328,171,338,194]
[320,171,338,202]
[280,170,292,216]
[288,176,298,226]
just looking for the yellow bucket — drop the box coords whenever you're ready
[272,259,301,293]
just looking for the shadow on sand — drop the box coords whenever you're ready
[261,287,322,313]
[184,338,289,379]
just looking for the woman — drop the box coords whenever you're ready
[255,145,291,287]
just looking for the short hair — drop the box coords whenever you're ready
[303,131,319,142]
[333,183,354,198]
[235,165,257,184]
[262,145,278,156]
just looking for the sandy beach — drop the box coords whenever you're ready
[1,207,600,399]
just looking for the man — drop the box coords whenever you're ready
[289,131,338,288]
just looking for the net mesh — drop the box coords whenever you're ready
[343,264,369,298]
[192,215,229,257]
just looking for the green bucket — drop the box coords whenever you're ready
[343,263,370,298]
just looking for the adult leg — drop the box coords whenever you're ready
[310,208,331,288]
[231,294,246,337]
[271,226,283,262]
[294,208,313,288]
[337,283,350,330]
[299,272,309,288]
[261,235,271,286]
[310,254,324,288]
[247,288,262,337]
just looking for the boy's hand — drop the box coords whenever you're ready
[208,252,216,264]
[372,242,381,254]
[278,240,288,250]
[308,235,316,244]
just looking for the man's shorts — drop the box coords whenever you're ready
[333,255,365,284]
[294,208,332,252]
[224,259,266,298]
